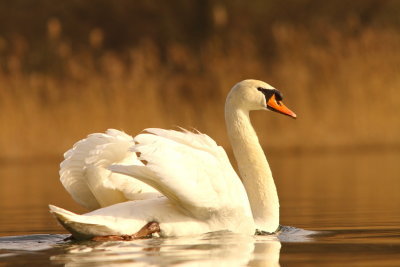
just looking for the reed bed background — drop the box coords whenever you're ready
[1,1,400,160]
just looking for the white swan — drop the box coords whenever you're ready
[50,79,296,240]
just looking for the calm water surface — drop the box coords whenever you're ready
[0,150,399,266]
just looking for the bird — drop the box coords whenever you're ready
[49,79,296,240]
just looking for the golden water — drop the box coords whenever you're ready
[0,150,399,266]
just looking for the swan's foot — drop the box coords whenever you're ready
[92,221,160,241]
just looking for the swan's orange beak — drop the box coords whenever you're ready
[267,94,297,119]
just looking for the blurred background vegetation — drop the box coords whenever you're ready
[1,0,400,159]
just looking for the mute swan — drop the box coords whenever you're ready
[50,79,296,240]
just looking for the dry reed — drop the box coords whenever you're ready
[1,24,400,159]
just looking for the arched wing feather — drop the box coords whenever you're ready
[109,128,251,220]
[60,129,160,210]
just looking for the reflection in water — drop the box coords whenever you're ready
[50,231,282,266]
[46,227,318,266]
[1,226,400,266]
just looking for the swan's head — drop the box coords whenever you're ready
[227,79,297,118]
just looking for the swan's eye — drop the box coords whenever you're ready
[257,87,273,101]
[274,91,283,101]
[257,87,283,102]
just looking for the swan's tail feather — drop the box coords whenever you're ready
[49,205,117,240]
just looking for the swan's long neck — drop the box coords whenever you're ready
[225,102,279,233]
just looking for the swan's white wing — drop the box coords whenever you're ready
[145,128,219,154]
[110,128,252,220]
[60,129,160,210]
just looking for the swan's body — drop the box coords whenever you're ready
[50,79,296,239]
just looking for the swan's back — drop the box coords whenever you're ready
[60,129,160,210]
[111,128,253,220]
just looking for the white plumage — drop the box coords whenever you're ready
[59,129,161,210]
[50,79,296,239]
